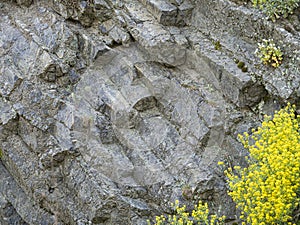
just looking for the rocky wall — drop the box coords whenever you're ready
[0,0,299,224]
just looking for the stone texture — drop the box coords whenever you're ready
[0,99,16,125]
[140,0,177,25]
[0,162,56,225]
[138,0,193,26]
[15,0,32,7]
[190,0,300,101]
[0,0,299,224]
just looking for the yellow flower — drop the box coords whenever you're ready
[152,200,225,225]
[225,104,300,225]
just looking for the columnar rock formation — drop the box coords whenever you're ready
[0,0,299,224]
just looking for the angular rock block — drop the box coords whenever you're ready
[0,162,56,225]
[51,0,112,26]
[134,62,209,142]
[203,53,267,107]
[187,32,267,107]
[1,13,80,86]
[1,135,38,194]
[0,99,16,125]
[140,0,177,25]
[15,0,32,7]
[130,22,187,66]
[177,1,194,26]
[139,0,193,26]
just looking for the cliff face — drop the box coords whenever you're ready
[0,0,299,224]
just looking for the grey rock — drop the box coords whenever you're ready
[51,0,94,27]
[15,0,32,7]
[0,99,16,125]
[77,30,110,62]
[0,162,56,225]
[140,0,177,25]
[123,0,155,23]
[108,26,131,44]
[187,30,268,107]
[1,0,299,224]
[169,0,184,6]
[94,0,113,21]
[190,0,300,102]
[51,0,112,26]
[134,62,209,141]
[94,0,110,10]
[130,22,187,66]
[177,1,194,26]
[138,0,193,26]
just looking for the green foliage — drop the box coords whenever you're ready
[148,200,225,225]
[241,66,248,72]
[255,39,283,68]
[213,40,222,50]
[252,0,300,21]
[237,61,245,69]
[235,59,248,72]
[225,104,300,225]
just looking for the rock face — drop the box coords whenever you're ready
[0,0,299,224]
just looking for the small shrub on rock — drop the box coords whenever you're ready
[255,39,283,68]
[252,0,300,21]
[225,103,300,225]
[148,200,225,225]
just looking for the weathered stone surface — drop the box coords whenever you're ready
[0,99,16,125]
[186,30,268,107]
[15,0,32,7]
[0,162,56,225]
[58,0,112,26]
[138,0,193,26]
[128,21,187,66]
[140,0,177,25]
[0,0,299,224]
[190,0,300,101]
[123,0,188,66]
[169,0,183,6]
[0,192,28,225]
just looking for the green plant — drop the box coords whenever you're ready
[237,61,245,69]
[235,59,248,72]
[255,39,283,68]
[213,40,222,50]
[252,0,300,21]
[241,66,248,72]
[225,103,300,225]
[148,200,225,225]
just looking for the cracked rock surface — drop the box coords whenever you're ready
[0,0,299,224]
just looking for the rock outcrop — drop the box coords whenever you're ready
[0,0,299,224]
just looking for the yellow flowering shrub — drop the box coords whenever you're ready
[255,39,283,68]
[225,103,300,225]
[148,200,225,225]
